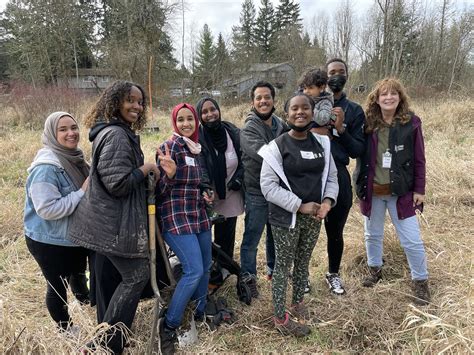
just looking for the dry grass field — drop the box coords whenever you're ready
[0,95,472,354]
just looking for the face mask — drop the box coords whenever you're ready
[204,119,221,130]
[252,106,275,121]
[328,75,347,93]
[288,121,313,132]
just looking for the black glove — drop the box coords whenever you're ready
[227,178,242,191]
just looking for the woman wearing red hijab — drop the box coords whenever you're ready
[156,103,212,354]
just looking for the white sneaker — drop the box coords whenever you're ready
[325,273,345,295]
[61,324,80,339]
[304,280,311,294]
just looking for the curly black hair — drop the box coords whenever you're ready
[84,80,148,131]
[284,92,315,113]
[297,68,328,88]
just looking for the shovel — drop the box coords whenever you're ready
[146,171,164,355]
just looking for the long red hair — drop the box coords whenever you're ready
[365,78,412,133]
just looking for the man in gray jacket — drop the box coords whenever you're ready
[240,81,288,298]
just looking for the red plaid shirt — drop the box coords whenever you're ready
[157,135,211,235]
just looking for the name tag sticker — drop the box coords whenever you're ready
[382,150,392,168]
[185,156,196,166]
[226,151,237,160]
[395,144,404,152]
[300,151,315,159]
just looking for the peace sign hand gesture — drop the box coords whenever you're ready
[157,143,177,179]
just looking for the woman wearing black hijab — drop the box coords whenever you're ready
[196,97,244,271]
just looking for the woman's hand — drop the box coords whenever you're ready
[413,193,425,207]
[81,177,90,192]
[298,202,321,215]
[316,199,332,221]
[203,189,215,204]
[157,143,177,179]
[139,163,160,181]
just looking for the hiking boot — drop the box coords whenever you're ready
[158,317,178,355]
[304,280,311,294]
[325,273,346,295]
[362,266,382,287]
[241,273,259,298]
[274,312,311,337]
[289,301,320,323]
[412,280,431,306]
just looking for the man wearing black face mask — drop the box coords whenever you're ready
[239,81,289,299]
[315,58,365,295]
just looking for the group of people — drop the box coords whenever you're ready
[24,57,431,354]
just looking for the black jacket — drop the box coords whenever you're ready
[331,93,365,166]
[240,112,288,196]
[198,121,244,193]
[68,122,148,258]
[356,115,424,200]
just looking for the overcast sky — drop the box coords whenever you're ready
[2,0,467,66]
[0,0,375,65]
[171,0,374,38]
[167,0,375,65]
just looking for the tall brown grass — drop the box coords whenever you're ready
[0,96,472,353]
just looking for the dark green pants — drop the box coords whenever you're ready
[272,214,321,319]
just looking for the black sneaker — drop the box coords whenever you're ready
[325,272,345,295]
[158,317,178,355]
[241,273,259,298]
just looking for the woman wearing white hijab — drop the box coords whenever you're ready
[24,111,90,333]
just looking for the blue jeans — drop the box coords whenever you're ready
[364,195,428,280]
[164,230,212,329]
[240,192,275,276]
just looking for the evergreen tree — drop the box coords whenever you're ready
[214,33,231,86]
[272,0,306,68]
[275,0,303,33]
[194,24,215,90]
[254,0,277,62]
[99,0,177,85]
[1,0,96,85]
[231,0,256,70]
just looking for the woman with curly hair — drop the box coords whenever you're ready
[356,78,430,305]
[69,80,175,353]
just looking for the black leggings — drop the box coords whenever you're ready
[324,166,353,274]
[25,237,88,329]
[213,216,238,266]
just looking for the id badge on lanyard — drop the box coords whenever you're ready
[382,149,392,168]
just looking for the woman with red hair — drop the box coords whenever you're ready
[356,78,430,306]
[156,103,212,354]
